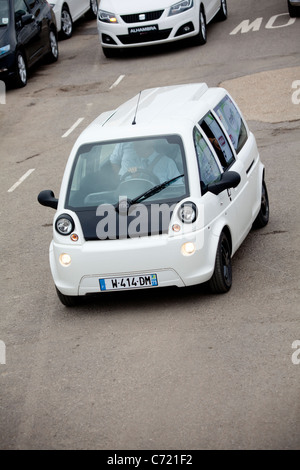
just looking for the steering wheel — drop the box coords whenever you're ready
[120,169,160,186]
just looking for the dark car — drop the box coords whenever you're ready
[287,0,300,17]
[0,0,58,87]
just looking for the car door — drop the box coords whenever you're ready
[193,126,238,245]
[213,95,258,240]
[202,0,220,23]
[198,111,251,250]
[70,0,89,21]
[14,0,42,65]
[26,0,48,58]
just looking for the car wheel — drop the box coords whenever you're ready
[14,51,27,88]
[60,7,73,39]
[288,1,300,17]
[56,287,80,307]
[86,0,98,19]
[216,0,228,21]
[253,180,269,229]
[193,7,207,46]
[47,30,59,62]
[209,231,232,294]
[90,0,98,17]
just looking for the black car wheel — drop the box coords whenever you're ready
[60,7,73,39]
[89,0,98,18]
[209,231,232,294]
[14,51,27,88]
[47,30,59,62]
[193,7,207,45]
[288,1,300,17]
[216,0,228,21]
[253,180,269,229]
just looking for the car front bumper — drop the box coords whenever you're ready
[97,8,200,48]
[50,228,219,296]
[0,51,16,81]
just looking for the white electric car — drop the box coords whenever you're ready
[97,0,228,57]
[50,0,98,39]
[38,83,269,306]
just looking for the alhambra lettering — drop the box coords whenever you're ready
[130,26,157,33]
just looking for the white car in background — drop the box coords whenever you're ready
[97,0,228,57]
[50,0,98,39]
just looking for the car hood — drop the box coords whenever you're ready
[100,0,174,15]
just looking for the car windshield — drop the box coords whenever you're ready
[66,135,188,209]
[0,0,9,26]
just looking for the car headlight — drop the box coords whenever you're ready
[55,214,75,236]
[178,202,197,224]
[0,45,10,57]
[98,10,118,23]
[168,0,194,16]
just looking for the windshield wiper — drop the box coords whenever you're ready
[115,174,184,213]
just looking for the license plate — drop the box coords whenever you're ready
[129,24,158,35]
[99,274,158,291]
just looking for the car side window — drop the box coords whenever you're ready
[193,127,222,193]
[14,0,30,20]
[199,112,235,170]
[0,1,9,25]
[214,95,248,153]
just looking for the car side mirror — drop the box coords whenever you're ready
[38,190,58,209]
[21,13,35,25]
[207,171,241,196]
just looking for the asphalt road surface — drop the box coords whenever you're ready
[0,0,299,450]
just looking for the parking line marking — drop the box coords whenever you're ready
[109,75,125,90]
[62,118,85,138]
[8,169,35,193]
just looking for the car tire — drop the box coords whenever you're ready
[193,7,207,46]
[47,30,59,62]
[60,7,73,39]
[14,51,27,88]
[209,231,232,294]
[288,1,300,17]
[86,0,98,19]
[216,0,228,21]
[252,180,269,229]
[56,287,80,307]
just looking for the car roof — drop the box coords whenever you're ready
[75,83,227,145]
